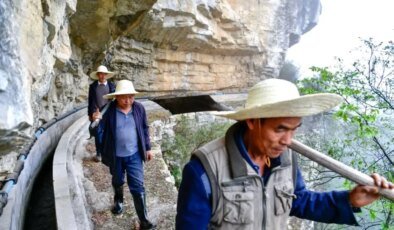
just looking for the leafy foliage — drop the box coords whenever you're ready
[161,114,232,187]
[297,38,393,229]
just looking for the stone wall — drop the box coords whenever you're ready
[103,0,321,96]
[0,0,88,156]
[0,0,321,167]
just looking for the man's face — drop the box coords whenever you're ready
[246,117,302,158]
[97,72,107,83]
[115,94,135,109]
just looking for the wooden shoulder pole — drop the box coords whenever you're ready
[290,139,394,201]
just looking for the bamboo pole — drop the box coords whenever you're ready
[290,139,394,201]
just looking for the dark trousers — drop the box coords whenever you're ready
[89,120,101,157]
[94,132,101,157]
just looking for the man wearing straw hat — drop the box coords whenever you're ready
[95,79,156,229]
[176,78,393,229]
[88,65,116,162]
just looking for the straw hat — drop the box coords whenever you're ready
[213,78,342,120]
[90,65,115,80]
[103,80,139,99]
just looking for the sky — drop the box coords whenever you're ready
[287,0,394,74]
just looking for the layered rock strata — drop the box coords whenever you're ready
[0,0,320,168]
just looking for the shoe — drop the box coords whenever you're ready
[140,220,156,229]
[111,201,123,215]
[94,155,101,162]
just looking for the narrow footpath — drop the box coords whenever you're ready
[75,101,177,229]
[82,139,177,229]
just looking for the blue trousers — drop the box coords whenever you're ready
[111,153,145,194]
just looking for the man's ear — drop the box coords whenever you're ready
[245,119,254,130]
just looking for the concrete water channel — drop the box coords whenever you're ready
[24,152,56,230]
[0,94,247,230]
[0,100,177,229]
[0,106,86,230]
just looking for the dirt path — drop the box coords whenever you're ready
[83,139,177,230]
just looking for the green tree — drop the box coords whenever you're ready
[161,114,232,187]
[297,38,393,229]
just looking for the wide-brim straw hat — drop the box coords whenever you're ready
[90,65,115,80]
[213,78,342,120]
[103,79,139,99]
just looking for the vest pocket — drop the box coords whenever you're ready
[222,191,254,224]
[273,184,296,215]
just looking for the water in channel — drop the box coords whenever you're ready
[23,153,56,230]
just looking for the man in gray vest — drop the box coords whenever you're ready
[176,78,393,229]
[88,65,116,162]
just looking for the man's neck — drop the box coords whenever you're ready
[117,105,132,114]
[98,80,107,85]
[243,132,267,175]
[251,156,267,175]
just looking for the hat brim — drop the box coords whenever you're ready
[90,71,115,80]
[103,90,139,99]
[212,93,342,120]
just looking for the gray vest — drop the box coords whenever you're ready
[193,123,297,230]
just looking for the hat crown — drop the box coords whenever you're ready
[103,79,139,99]
[90,65,114,79]
[245,79,300,109]
[114,80,136,94]
[96,65,109,73]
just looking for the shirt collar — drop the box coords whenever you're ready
[115,107,133,115]
[98,81,108,86]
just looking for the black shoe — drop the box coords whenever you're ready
[111,201,123,215]
[140,220,156,230]
[94,155,101,162]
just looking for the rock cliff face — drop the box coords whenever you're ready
[0,0,320,160]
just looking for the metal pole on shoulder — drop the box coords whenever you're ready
[290,139,394,201]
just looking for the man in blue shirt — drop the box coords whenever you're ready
[176,79,393,229]
[95,80,156,230]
